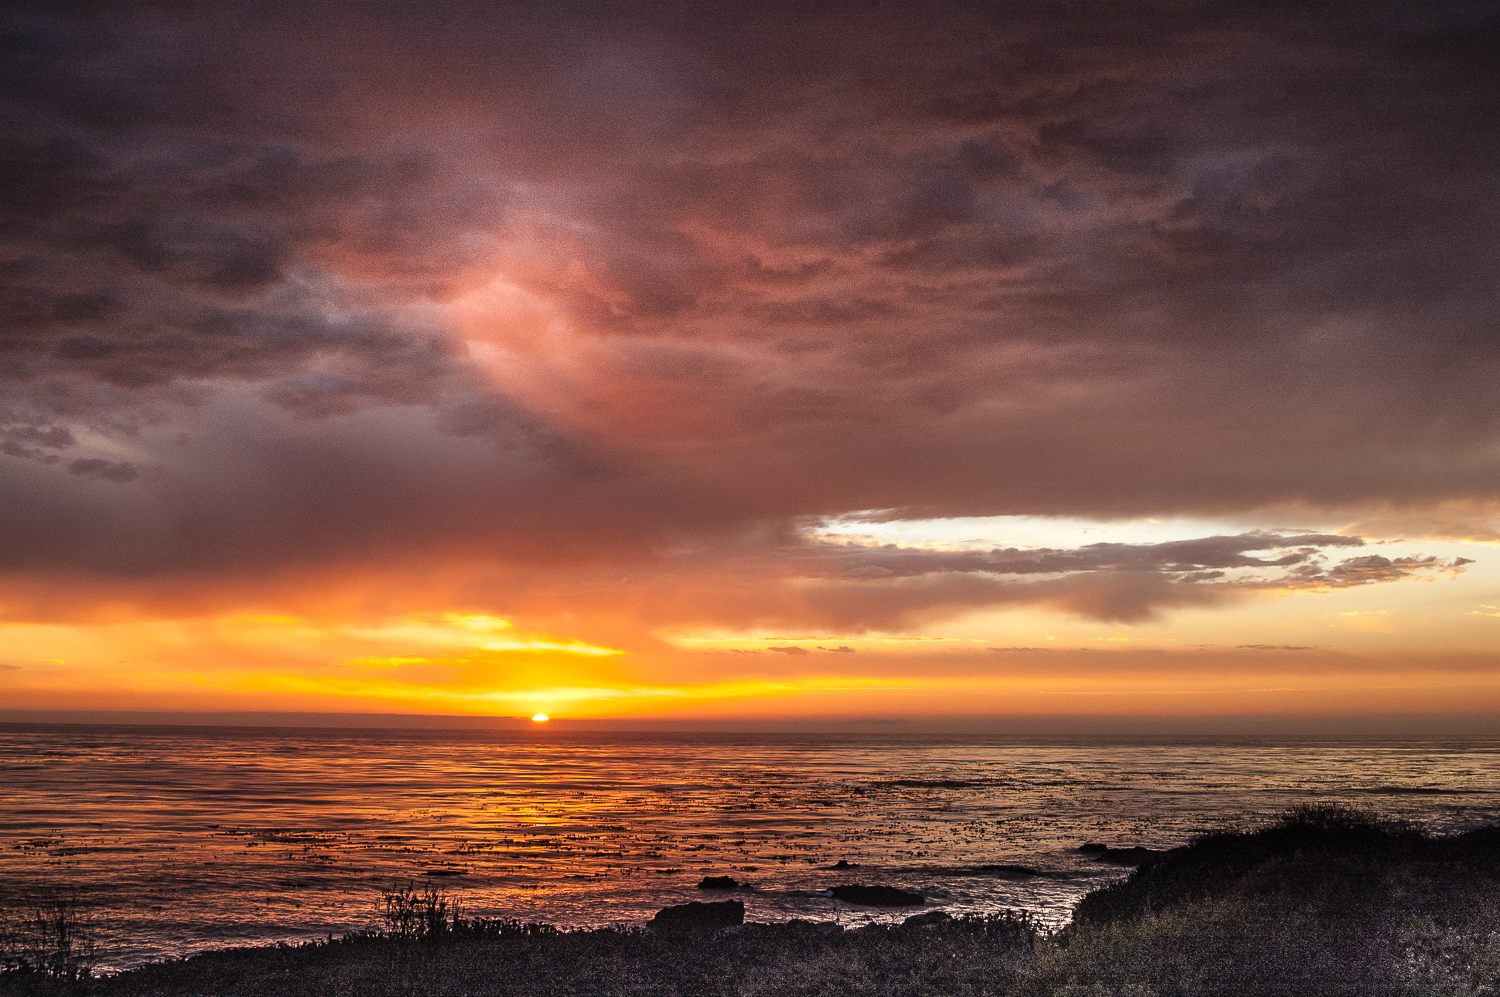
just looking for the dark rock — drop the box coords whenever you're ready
[829,883,924,906]
[1076,842,1163,864]
[979,864,1044,876]
[832,859,859,869]
[1090,846,1165,866]
[651,899,745,932]
[903,910,951,927]
[697,875,738,889]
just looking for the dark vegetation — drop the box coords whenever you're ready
[0,889,96,984]
[4,806,1499,996]
[4,913,1039,997]
[1045,804,1500,995]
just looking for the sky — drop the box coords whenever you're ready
[2,0,1498,723]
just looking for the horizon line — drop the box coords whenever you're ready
[3,709,1499,737]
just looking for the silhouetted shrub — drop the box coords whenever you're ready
[0,888,97,981]
[380,882,458,941]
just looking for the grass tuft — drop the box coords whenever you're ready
[380,882,459,942]
[0,887,97,983]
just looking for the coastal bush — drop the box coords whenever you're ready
[1029,896,1397,995]
[87,911,1040,996]
[378,881,564,946]
[380,882,459,941]
[1025,888,1500,996]
[1033,805,1500,996]
[1075,804,1448,926]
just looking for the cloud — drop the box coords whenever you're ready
[0,0,1495,635]
[463,531,1472,632]
[1335,505,1500,544]
[728,532,1476,625]
[67,457,138,483]
[1235,645,1315,652]
[797,533,1365,580]
[1,422,75,464]
[1279,554,1474,590]
[1,440,60,464]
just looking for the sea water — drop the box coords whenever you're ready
[1,723,1497,971]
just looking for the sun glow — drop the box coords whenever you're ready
[0,518,1493,721]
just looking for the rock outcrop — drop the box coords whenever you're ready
[697,875,739,889]
[651,899,745,931]
[828,884,924,906]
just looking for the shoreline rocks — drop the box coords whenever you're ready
[1077,843,1165,866]
[978,864,1044,876]
[828,884,924,906]
[651,899,745,932]
[697,875,739,889]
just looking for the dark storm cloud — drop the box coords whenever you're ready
[1,421,74,464]
[0,0,1497,592]
[67,456,138,483]
[0,5,518,446]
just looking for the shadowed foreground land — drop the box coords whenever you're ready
[6,808,1500,996]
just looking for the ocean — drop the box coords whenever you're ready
[2,723,1496,972]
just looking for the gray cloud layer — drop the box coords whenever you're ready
[745,532,1473,624]
[1,0,1496,606]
